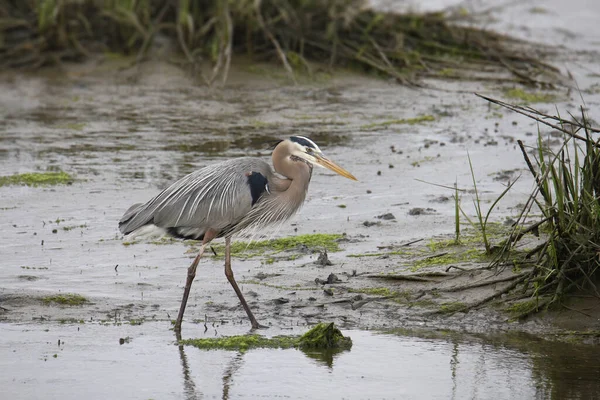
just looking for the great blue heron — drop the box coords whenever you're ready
[119,136,357,330]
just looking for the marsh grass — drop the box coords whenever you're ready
[478,95,600,318]
[461,153,518,254]
[1,0,559,85]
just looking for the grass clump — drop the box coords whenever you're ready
[479,95,600,318]
[0,1,558,85]
[180,322,352,351]
[42,293,88,306]
[0,171,73,187]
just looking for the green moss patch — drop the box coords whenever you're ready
[503,88,557,103]
[0,171,73,187]
[439,302,467,313]
[42,293,88,306]
[348,287,396,297]
[505,299,544,316]
[360,115,435,130]
[412,249,486,270]
[209,233,343,258]
[180,322,352,352]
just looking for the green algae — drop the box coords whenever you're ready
[297,323,352,350]
[180,322,352,351]
[439,301,467,313]
[410,225,511,270]
[503,88,557,104]
[42,293,88,306]
[360,115,435,130]
[348,287,395,296]
[62,224,87,231]
[58,318,85,324]
[0,171,73,187]
[209,233,343,257]
[412,249,486,270]
[505,299,544,316]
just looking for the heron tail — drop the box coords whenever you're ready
[118,203,147,234]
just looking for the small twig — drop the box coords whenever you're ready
[510,215,551,241]
[366,274,438,282]
[414,178,467,192]
[421,252,449,261]
[445,265,468,272]
[560,302,593,318]
[525,241,547,259]
[438,272,529,293]
[351,296,393,310]
[377,238,424,250]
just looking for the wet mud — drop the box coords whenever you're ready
[2,0,600,398]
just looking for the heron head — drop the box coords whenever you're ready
[287,136,358,181]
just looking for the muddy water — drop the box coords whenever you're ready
[1,322,599,400]
[2,0,600,398]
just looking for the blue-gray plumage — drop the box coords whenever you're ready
[119,136,357,331]
[119,157,281,241]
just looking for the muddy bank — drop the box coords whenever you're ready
[1,53,599,338]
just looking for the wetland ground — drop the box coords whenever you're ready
[2,0,600,398]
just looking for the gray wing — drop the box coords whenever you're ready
[119,157,272,239]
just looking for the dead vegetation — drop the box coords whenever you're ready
[1,0,560,85]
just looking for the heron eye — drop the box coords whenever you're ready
[306,147,314,154]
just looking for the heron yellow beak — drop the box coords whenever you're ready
[313,153,358,181]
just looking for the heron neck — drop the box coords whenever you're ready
[270,159,311,207]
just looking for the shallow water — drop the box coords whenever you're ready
[1,322,599,400]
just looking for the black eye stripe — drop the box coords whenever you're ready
[289,136,317,149]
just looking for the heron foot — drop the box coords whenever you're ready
[251,321,269,330]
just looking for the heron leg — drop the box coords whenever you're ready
[224,237,264,329]
[174,243,207,332]
[174,229,220,332]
